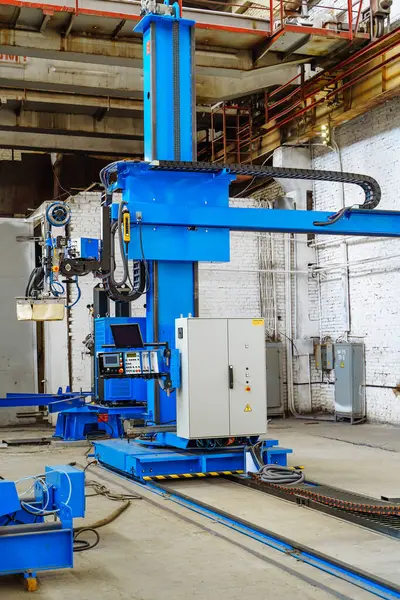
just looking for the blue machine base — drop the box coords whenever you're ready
[54,404,147,441]
[93,438,293,481]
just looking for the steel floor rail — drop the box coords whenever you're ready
[227,475,400,539]
[146,480,400,600]
[94,463,400,600]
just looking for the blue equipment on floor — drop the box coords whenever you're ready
[0,465,85,587]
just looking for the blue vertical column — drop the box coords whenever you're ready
[134,10,196,427]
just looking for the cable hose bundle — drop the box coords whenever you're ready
[109,200,128,288]
[25,266,44,298]
[73,528,101,552]
[106,200,147,303]
[257,464,305,485]
[71,470,142,552]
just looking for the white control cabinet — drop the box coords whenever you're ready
[175,318,267,439]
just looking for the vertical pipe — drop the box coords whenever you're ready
[269,0,274,32]
[222,104,227,163]
[236,110,240,163]
[285,233,295,415]
[355,0,363,33]
[331,133,350,339]
[271,234,278,340]
[249,111,253,164]
[347,0,353,40]
[191,26,197,159]
[264,91,269,125]
[211,109,215,163]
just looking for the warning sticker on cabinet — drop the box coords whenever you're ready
[244,404,252,412]
[252,319,264,326]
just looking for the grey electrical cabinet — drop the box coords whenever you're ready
[266,343,283,415]
[175,317,267,439]
[334,343,365,423]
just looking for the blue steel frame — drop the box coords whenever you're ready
[128,198,400,238]
[0,387,89,411]
[127,8,198,434]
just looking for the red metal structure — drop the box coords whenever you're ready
[211,103,253,164]
[264,27,400,137]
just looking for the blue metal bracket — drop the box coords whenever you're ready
[0,465,85,578]
[1,389,90,410]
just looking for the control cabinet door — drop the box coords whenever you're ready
[227,319,267,436]
[176,318,230,439]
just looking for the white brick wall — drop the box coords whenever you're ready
[67,192,103,391]
[310,97,400,423]
[199,198,261,318]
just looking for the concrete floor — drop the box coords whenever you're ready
[0,421,399,599]
[269,418,400,498]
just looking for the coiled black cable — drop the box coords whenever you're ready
[73,528,100,552]
[258,464,305,485]
[25,266,44,298]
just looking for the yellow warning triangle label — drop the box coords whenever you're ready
[244,404,252,413]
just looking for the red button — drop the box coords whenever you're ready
[118,368,124,374]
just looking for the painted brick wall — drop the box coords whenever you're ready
[199,198,261,318]
[310,97,400,423]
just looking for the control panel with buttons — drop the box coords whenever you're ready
[125,352,142,375]
[100,352,125,375]
[97,347,181,391]
[98,349,163,378]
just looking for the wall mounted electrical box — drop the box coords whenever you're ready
[315,341,334,371]
[334,343,365,423]
[175,317,267,439]
[266,343,283,415]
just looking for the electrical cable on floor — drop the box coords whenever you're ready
[73,528,100,552]
[69,464,142,552]
[257,464,305,485]
[83,460,97,472]
[248,444,305,485]
[73,499,135,553]
[84,479,142,501]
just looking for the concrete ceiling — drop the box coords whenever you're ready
[0,0,369,155]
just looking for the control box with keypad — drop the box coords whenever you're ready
[97,348,180,391]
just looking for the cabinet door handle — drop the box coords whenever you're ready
[229,365,234,389]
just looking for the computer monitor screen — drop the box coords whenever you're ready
[110,323,144,348]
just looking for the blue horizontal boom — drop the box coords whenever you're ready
[134,203,400,237]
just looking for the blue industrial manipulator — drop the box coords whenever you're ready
[91,0,400,482]
[0,465,85,588]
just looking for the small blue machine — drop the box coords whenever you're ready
[0,464,85,589]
